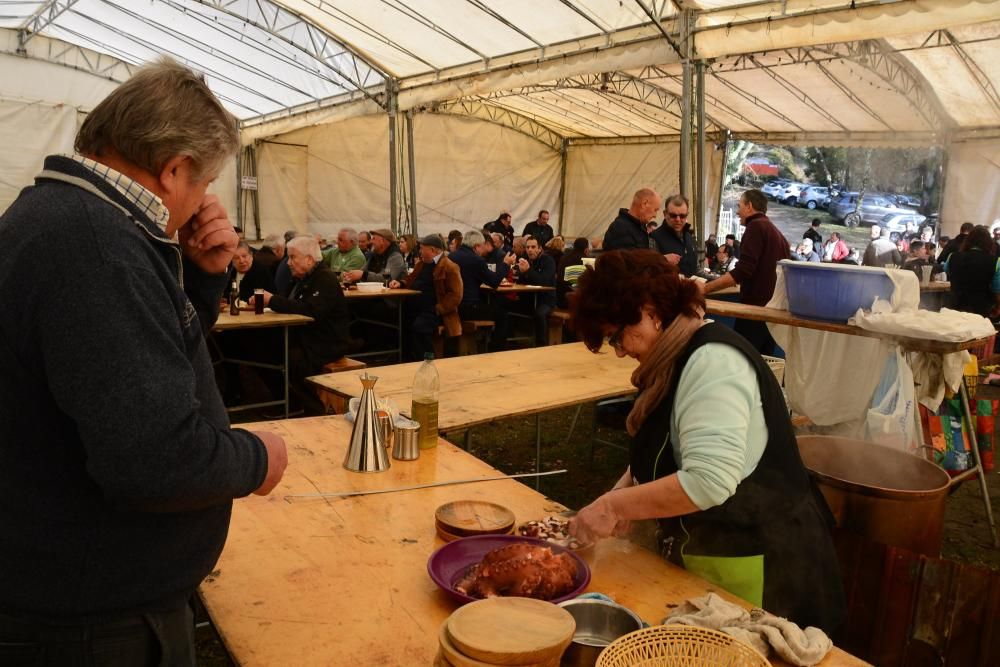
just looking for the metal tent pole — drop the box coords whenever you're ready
[557,139,568,236]
[388,79,399,233]
[680,61,692,198]
[406,109,418,238]
[695,60,707,247]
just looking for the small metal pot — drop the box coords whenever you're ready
[557,599,643,667]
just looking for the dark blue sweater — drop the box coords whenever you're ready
[450,245,503,305]
[0,156,267,622]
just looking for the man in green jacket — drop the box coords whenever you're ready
[322,227,366,273]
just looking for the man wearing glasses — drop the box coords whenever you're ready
[652,194,698,277]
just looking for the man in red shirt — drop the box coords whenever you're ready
[703,189,790,354]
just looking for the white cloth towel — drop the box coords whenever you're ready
[768,267,891,427]
[663,593,833,666]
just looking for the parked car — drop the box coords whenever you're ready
[881,212,927,241]
[827,191,859,223]
[797,185,830,210]
[780,182,808,205]
[891,194,921,210]
[761,180,790,200]
[829,192,905,227]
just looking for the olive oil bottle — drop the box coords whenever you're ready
[411,353,440,449]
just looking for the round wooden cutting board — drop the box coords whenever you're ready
[446,597,575,666]
[435,500,516,538]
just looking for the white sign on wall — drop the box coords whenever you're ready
[240,176,258,191]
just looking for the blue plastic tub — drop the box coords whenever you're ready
[780,260,894,323]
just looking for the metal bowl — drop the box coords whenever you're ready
[557,598,643,667]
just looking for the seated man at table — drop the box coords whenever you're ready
[0,56,287,664]
[253,234,284,277]
[322,227,366,274]
[227,241,275,303]
[255,236,359,414]
[342,228,407,285]
[903,240,936,279]
[517,237,557,346]
[557,236,589,309]
[450,230,513,350]
[389,235,463,360]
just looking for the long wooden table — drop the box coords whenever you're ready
[704,299,989,354]
[309,343,635,431]
[212,310,313,419]
[307,343,639,485]
[343,287,420,362]
[199,416,867,667]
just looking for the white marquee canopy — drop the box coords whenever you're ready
[2,1,999,237]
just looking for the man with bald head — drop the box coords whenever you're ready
[603,188,661,251]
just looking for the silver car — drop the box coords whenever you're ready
[779,182,807,205]
[829,192,904,227]
[881,212,927,241]
[761,180,789,200]
[797,186,830,210]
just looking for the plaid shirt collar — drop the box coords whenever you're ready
[68,154,171,234]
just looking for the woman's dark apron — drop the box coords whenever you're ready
[630,323,846,632]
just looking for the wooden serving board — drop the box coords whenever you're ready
[436,500,516,538]
[446,598,575,666]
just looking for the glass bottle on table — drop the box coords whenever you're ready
[229,280,240,316]
[411,353,439,449]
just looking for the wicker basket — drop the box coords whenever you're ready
[595,625,769,667]
[762,355,785,386]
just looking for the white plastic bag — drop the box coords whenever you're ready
[864,347,917,452]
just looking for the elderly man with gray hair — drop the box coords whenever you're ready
[0,56,287,662]
[322,226,366,273]
[255,236,359,413]
[254,233,285,276]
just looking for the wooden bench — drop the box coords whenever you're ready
[315,357,367,414]
[547,309,571,346]
[459,319,494,355]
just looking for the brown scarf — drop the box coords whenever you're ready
[626,308,706,437]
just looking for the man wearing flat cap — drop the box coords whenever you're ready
[390,234,463,359]
[343,228,407,285]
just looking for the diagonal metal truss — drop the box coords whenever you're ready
[454,71,727,139]
[4,29,136,85]
[939,29,1000,115]
[17,0,79,51]
[639,65,764,132]
[195,0,387,108]
[720,40,944,131]
[429,99,565,151]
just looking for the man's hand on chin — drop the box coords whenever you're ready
[178,195,238,274]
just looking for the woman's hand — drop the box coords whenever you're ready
[388,279,401,289]
[569,492,630,545]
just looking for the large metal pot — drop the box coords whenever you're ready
[797,436,952,556]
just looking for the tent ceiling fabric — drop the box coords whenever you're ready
[2,0,998,141]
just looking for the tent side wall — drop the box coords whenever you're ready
[942,138,1000,235]
[255,113,562,240]
[561,140,724,243]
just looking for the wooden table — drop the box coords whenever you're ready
[198,416,867,667]
[212,310,313,419]
[704,299,989,354]
[307,343,638,484]
[485,284,556,346]
[343,287,420,363]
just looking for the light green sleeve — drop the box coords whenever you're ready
[669,342,769,510]
[344,247,367,271]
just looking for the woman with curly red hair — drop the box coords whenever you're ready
[568,250,845,633]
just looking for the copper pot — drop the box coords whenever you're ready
[797,436,951,557]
